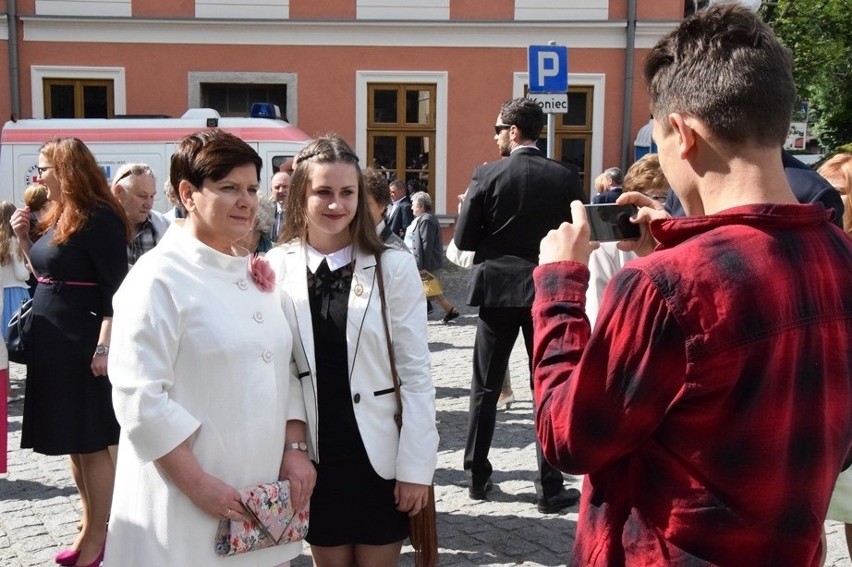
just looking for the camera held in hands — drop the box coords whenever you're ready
[584,204,641,242]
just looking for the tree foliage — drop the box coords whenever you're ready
[761,0,852,150]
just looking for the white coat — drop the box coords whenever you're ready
[105,222,302,566]
[266,242,439,485]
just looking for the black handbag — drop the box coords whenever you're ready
[7,297,34,364]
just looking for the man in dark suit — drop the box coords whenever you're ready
[454,97,586,513]
[591,166,624,203]
[386,179,413,238]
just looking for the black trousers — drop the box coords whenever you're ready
[463,305,565,498]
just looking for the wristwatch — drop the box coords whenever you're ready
[94,344,110,356]
[285,441,308,452]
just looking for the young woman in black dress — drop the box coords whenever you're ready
[267,136,439,567]
[12,137,130,567]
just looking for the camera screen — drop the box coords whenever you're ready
[584,204,641,242]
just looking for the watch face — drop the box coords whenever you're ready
[96,345,109,355]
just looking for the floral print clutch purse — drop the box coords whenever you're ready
[214,481,310,556]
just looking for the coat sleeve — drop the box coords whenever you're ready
[453,166,486,251]
[383,251,439,484]
[532,261,687,475]
[411,217,425,270]
[108,265,200,462]
[86,207,129,316]
[265,247,308,426]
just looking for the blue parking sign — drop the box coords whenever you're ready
[528,45,568,93]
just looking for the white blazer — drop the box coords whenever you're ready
[266,241,439,485]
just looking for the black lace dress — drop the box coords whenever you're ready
[305,259,408,546]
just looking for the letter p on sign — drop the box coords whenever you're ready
[528,45,568,94]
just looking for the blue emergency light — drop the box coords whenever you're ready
[250,103,282,119]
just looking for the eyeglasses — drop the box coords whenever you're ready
[36,166,52,176]
[114,164,154,185]
[494,124,512,136]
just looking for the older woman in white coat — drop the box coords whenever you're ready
[104,130,315,567]
[266,135,438,567]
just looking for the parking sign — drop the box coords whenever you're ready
[528,45,568,93]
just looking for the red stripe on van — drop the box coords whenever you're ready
[1,126,311,144]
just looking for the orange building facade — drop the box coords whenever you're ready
[0,0,683,218]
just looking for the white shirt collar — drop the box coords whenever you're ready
[511,143,539,153]
[305,243,353,273]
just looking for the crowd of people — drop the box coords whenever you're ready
[1,4,850,567]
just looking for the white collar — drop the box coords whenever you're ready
[305,244,353,273]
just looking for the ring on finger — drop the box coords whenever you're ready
[225,509,232,518]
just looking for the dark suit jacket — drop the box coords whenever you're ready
[592,187,622,204]
[387,196,414,238]
[453,146,584,307]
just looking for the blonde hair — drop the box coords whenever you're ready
[594,173,606,194]
[817,152,852,235]
[0,201,24,265]
[23,183,49,212]
[624,153,669,195]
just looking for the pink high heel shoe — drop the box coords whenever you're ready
[73,544,105,567]
[54,549,80,566]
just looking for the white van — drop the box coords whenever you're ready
[0,107,311,210]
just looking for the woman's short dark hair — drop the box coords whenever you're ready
[170,130,262,195]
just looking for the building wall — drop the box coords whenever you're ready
[1,0,683,216]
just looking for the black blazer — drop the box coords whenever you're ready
[387,196,414,238]
[453,147,584,307]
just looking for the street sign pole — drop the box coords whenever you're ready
[547,114,556,160]
[527,43,568,160]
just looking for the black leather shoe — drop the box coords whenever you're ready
[537,487,581,514]
[468,478,493,500]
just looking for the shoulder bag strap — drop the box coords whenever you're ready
[374,252,403,431]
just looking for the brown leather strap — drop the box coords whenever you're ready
[374,252,403,431]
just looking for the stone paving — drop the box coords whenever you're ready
[1,262,850,566]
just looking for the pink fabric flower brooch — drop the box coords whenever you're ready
[249,254,276,293]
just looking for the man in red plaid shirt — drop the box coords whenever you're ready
[532,5,852,566]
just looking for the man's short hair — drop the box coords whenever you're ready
[643,4,795,148]
[112,163,154,190]
[364,168,391,207]
[389,179,407,193]
[500,97,545,141]
[604,167,624,186]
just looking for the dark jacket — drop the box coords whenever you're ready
[387,196,414,238]
[412,212,444,272]
[453,146,584,307]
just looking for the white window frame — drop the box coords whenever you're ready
[195,0,289,19]
[356,0,449,20]
[36,0,131,17]
[31,66,126,119]
[356,71,448,214]
[514,72,605,196]
[187,72,298,124]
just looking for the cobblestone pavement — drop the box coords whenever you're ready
[1,263,850,566]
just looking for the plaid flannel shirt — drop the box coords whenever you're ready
[533,203,852,566]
